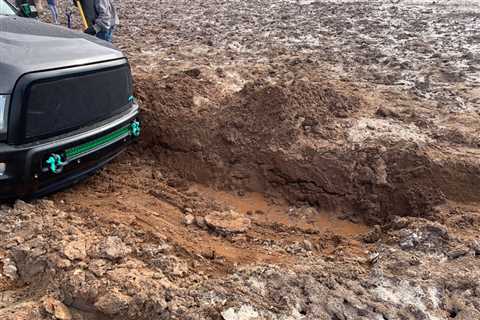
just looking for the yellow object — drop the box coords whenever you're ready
[75,0,89,29]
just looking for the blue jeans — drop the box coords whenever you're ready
[96,26,115,42]
[48,4,58,24]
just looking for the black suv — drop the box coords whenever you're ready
[0,0,140,198]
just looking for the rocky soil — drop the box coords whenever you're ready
[6,0,480,319]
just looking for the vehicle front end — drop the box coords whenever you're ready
[0,14,140,198]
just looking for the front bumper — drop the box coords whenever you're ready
[0,104,140,199]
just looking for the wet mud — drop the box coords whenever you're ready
[2,0,480,319]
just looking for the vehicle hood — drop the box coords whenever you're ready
[0,16,125,94]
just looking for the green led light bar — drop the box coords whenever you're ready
[44,120,140,174]
[65,125,130,159]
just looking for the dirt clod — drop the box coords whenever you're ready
[42,297,72,320]
[63,240,87,261]
[204,210,251,235]
[221,305,259,320]
[182,214,195,226]
[94,291,132,316]
[2,258,18,281]
[98,236,131,261]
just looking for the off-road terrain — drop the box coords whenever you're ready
[2,0,480,319]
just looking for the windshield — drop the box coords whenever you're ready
[0,0,16,15]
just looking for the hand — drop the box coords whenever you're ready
[84,26,96,35]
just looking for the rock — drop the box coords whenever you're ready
[182,214,195,226]
[221,305,259,320]
[183,207,193,214]
[43,297,72,320]
[2,258,18,281]
[63,240,87,261]
[99,236,132,261]
[205,210,251,235]
[95,291,132,316]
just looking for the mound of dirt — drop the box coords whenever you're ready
[219,80,361,145]
[135,73,480,223]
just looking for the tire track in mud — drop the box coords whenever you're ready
[54,156,370,273]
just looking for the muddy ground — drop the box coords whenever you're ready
[2,0,480,319]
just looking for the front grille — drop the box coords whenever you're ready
[22,63,133,141]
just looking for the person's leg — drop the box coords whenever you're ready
[96,30,108,41]
[48,4,56,23]
[52,5,59,24]
[106,26,115,42]
[96,26,115,42]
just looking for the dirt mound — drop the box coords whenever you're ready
[135,74,360,149]
[220,80,361,146]
[134,72,480,224]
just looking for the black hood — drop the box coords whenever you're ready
[0,16,125,94]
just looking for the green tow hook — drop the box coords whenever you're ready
[131,120,141,137]
[46,154,65,174]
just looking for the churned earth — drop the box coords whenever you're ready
[3,0,480,319]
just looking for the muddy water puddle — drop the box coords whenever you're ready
[190,184,368,237]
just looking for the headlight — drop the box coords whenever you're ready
[0,95,9,133]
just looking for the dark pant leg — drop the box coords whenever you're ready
[106,26,115,42]
[96,30,109,42]
[96,27,114,42]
